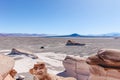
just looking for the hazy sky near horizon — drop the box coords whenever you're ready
[0,0,120,35]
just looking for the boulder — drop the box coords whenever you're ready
[66,40,85,46]
[63,55,90,80]
[40,46,44,49]
[0,55,15,80]
[9,48,38,59]
[63,49,120,80]
[87,49,120,68]
[30,61,77,80]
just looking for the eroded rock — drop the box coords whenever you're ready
[63,49,120,80]
[66,40,85,46]
[9,48,38,59]
[0,55,16,80]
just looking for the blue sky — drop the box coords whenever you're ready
[0,0,120,35]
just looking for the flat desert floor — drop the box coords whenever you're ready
[0,37,120,56]
[0,37,120,80]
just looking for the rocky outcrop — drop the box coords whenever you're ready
[63,49,120,80]
[66,40,85,46]
[0,55,15,80]
[63,55,90,80]
[30,61,77,80]
[87,49,120,68]
[9,48,38,59]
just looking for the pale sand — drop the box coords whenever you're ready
[0,50,68,80]
[13,52,67,74]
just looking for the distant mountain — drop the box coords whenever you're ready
[102,32,120,37]
[48,33,120,38]
[70,33,120,37]
[69,33,82,37]
[47,33,85,37]
[0,33,49,37]
[0,32,120,37]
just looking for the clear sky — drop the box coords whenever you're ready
[0,0,120,35]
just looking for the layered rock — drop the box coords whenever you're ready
[9,48,38,59]
[63,55,90,80]
[30,61,77,80]
[0,55,15,80]
[66,40,85,46]
[87,49,120,68]
[63,49,120,80]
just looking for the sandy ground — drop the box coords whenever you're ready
[0,37,120,79]
[13,52,66,74]
[0,50,67,80]
[0,37,120,56]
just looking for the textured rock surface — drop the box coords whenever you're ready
[63,55,90,80]
[0,55,15,80]
[4,74,14,80]
[66,40,85,46]
[63,49,120,80]
[87,49,120,68]
[9,48,38,59]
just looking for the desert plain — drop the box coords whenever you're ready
[0,36,120,80]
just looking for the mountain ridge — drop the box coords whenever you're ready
[0,33,120,37]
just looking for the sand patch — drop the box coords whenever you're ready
[14,52,67,74]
